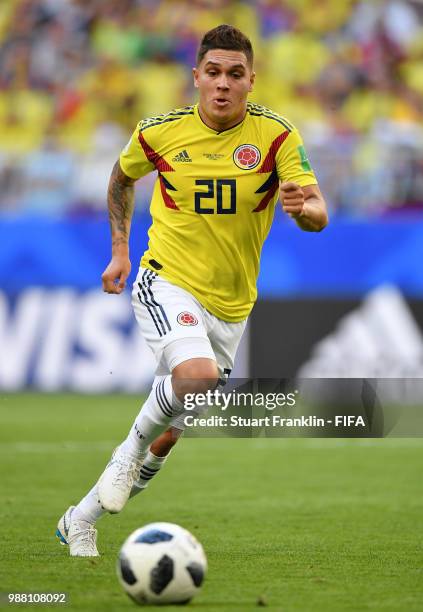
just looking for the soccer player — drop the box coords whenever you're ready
[57,24,328,556]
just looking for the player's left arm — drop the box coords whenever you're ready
[280,182,328,232]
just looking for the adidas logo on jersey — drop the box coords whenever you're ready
[172,150,192,162]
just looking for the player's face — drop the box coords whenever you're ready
[193,49,255,131]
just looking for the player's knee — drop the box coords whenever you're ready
[172,357,218,398]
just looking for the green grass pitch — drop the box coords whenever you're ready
[1,394,422,611]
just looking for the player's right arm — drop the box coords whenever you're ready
[101,161,136,294]
[102,121,155,294]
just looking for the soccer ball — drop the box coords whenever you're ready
[116,522,207,605]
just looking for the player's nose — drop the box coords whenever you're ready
[216,74,230,89]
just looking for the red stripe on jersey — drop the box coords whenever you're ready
[253,182,279,213]
[258,131,289,173]
[138,131,174,173]
[159,174,179,210]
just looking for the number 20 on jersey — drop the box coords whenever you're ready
[194,179,236,214]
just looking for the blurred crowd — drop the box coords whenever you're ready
[1,0,423,217]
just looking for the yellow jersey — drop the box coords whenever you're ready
[120,102,317,322]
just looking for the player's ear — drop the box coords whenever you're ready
[249,71,256,92]
[193,67,199,88]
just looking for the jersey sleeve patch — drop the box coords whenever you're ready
[297,144,312,171]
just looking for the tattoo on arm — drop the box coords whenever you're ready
[107,161,136,246]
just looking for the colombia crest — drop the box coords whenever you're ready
[177,311,198,326]
[233,144,261,170]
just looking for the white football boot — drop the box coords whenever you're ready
[98,447,144,514]
[56,506,99,557]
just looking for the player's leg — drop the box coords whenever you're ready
[98,352,218,513]
[56,425,182,555]
[57,269,219,555]
[116,354,218,461]
[128,426,182,498]
[56,422,184,556]
[93,271,219,514]
[57,356,217,551]
[129,314,248,500]
[57,358,217,554]
[150,427,180,455]
[127,342,228,500]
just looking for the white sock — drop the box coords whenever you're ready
[130,450,169,498]
[120,375,183,459]
[72,377,182,525]
[72,484,106,525]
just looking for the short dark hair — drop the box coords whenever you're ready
[197,24,253,67]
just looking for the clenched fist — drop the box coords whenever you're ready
[101,255,131,294]
[280,182,305,218]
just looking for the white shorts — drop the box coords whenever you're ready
[131,267,247,380]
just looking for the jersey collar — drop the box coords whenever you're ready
[194,103,247,136]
